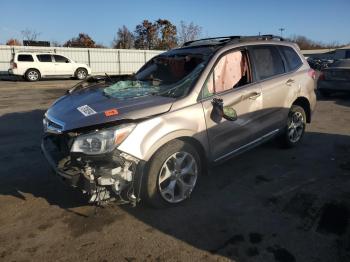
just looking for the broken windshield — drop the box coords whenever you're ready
[103,47,214,99]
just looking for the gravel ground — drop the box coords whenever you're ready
[0,79,350,262]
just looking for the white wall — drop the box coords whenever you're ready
[0,45,164,75]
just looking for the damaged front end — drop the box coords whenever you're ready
[41,117,145,206]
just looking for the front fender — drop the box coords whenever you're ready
[117,103,208,161]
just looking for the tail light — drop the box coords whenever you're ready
[308,69,316,80]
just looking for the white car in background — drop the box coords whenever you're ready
[9,52,91,81]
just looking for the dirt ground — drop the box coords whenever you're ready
[0,79,350,262]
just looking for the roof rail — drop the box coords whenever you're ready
[16,50,55,54]
[183,34,284,47]
[183,36,241,47]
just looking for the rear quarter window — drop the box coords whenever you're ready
[250,46,285,80]
[280,46,303,71]
[17,54,34,62]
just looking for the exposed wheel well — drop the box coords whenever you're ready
[149,136,208,174]
[292,97,311,123]
[178,136,208,174]
[75,67,87,74]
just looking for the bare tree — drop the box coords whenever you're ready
[21,28,41,41]
[178,21,202,45]
[50,40,61,47]
[287,35,343,50]
[113,25,134,49]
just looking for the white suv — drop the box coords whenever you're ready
[9,52,91,81]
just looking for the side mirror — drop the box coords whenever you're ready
[211,98,237,122]
[66,60,70,63]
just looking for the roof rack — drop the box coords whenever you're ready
[16,50,55,54]
[183,34,284,47]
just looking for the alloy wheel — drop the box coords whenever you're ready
[158,151,198,203]
[287,111,305,143]
[28,70,39,81]
[77,69,87,80]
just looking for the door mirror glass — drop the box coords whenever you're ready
[223,106,237,121]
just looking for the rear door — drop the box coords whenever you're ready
[36,54,55,76]
[53,55,73,75]
[248,45,291,132]
[200,49,265,162]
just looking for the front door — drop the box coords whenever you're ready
[200,49,264,162]
[53,55,73,75]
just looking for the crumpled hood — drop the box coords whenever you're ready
[46,86,175,132]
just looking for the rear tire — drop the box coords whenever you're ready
[279,105,306,148]
[25,69,40,81]
[141,139,201,208]
[75,68,88,80]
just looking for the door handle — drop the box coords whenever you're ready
[286,79,295,86]
[248,92,261,100]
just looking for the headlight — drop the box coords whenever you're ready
[71,123,136,155]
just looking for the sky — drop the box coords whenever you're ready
[0,0,349,46]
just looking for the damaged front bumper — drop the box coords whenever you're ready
[41,134,146,206]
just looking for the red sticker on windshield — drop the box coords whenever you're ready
[104,109,119,117]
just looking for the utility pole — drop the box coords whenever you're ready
[278,28,285,38]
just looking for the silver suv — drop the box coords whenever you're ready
[41,35,316,208]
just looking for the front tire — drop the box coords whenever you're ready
[25,69,40,81]
[75,68,88,80]
[141,140,201,208]
[279,105,306,148]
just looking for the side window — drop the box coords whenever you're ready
[17,55,34,62]
[37,54,52,62]
[54,55,69,63]
[202,50,250,98]
[345,50,350,59]
[280,46,302,71]
[250,46,285,80]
